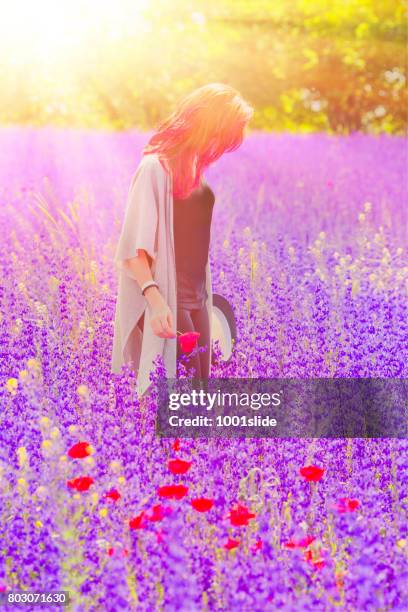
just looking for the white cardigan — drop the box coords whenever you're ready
[111,153,213,397]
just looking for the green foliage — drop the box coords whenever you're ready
[0,0,406,133]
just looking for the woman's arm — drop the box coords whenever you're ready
[123,250,176,339]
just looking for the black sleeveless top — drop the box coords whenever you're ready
[173,179,215,309]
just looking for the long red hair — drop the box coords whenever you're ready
[142,83,254,199]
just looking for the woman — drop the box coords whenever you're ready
[111,83,253,397]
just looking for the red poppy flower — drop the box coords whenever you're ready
[157,484,189,500]
[68,441,92,459]
[172,439,181,451]
[168,458,192,475]
[107,547,129,558]
[66,476,94,492]
[148,504,173,522]
[129,511,148,530]
[334,497,360,513]
[283,535,316,549]
[178,332,200,353]
[299,465,325,482]
[224,538,240,550]
[103,488,121,502]
[227,503,256,527]
[191,498,214,513]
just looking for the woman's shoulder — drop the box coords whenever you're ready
[128,153,168,192]
[138,152,168,178]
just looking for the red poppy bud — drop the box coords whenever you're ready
[299,465,325,482]
[283,535,315,549]
[156,529,166,544]
[178,332,200,353]
[335,571,345,589]
[304,547,326,570]
[68,441,92,459]
[172,439,181,451]
[334,497,360,513]
[168,458,192,475]
[250,539,263,553]
[191,498,214,513]
[299,535,316,547]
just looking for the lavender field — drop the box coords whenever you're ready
[0,127,407,610]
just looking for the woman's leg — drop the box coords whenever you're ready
[177,308,202,378]
[190,304,211,381]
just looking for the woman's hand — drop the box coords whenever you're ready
[145,286,176,339]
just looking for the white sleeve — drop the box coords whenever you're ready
[114,160,159,277]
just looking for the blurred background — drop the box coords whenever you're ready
[0,0,406,134]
